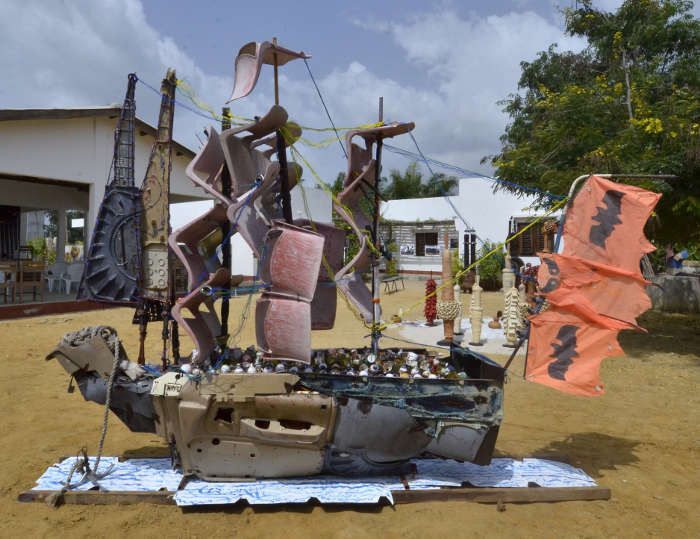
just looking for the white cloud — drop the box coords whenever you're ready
[0,0,233,147]
[0,0,587,186]
[345,9,586,174]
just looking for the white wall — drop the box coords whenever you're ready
[381,178,541,269]
[170,184,333,277]
[0,115,209,247]
[0,177,89,211]
[395,255,442,274]
[0,115,334,276]
[451,177,540,249]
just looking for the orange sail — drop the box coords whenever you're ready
[526,175,661,396]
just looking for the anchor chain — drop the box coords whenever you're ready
[62,336,121,490]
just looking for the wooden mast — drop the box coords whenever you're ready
[273,37,293,224]
[371,97,384,356]
[137,69,177,367]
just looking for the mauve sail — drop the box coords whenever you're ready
[526,175,661,396]
[333,122,415,322]
[227,41,310,102]
[172,106,291,363]
[256,222,325,363]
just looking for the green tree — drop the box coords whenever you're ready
[382,162,459,199]
[330,172,345,195]
[383,162,425,199]
[487,0,700,245]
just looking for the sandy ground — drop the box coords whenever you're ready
[0,280,698,538]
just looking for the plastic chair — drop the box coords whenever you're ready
[62,263,84,294]
[0,266,15,303]
[46,262,67,293]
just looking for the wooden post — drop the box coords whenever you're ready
[371,97,383,356]
[272,37,280,106]
[437,232,454,346]
[453,283,463,335]
[219,107,232,347]
[271,37,293,224]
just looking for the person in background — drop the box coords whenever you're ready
[666,243,683,272]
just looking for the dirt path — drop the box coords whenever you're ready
[0,282,698,538]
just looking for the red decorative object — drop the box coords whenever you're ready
[425,277,437,326]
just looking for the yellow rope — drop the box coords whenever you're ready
[292,153,379,331]
[173,79,564,329]
[286,144,381,257]
[176,78,382,139]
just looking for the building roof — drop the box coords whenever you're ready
[0,107,195,159]
[381,196,458,223]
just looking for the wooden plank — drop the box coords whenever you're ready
[392,486,611,504]
[18,490,175,506]
[19,486,610,506]
[0,299,117,321]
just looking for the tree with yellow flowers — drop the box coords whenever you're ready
[487,0,700,249]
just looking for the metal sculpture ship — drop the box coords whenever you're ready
[46,39,659,482]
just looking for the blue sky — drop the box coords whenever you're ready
[3,0,695,185]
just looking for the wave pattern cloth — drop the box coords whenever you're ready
[33,457,596,506]
[526,176,661,396]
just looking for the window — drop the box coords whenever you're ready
[509,220,555,257]
[415,232,438,256]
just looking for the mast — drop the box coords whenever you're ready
[78,73,141,305]
[371,97,384,356]
[137,69,177,367]
[272,37,294,224]
[112,74,137,187]
[219,107,232,348]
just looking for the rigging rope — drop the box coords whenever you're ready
[63,336,121,490]
[407,131,485,246]
[135,73,566,203]
[136,69,571,329]
[303,58,347,159]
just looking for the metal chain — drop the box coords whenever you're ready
[62,336,120,490]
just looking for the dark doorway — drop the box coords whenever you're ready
[0,206,20,259]
[415,232,438,256]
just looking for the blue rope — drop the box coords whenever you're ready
[136,73,563,202]
[303,59,348,160]
[135,76,223,123]
[406,131,486,246]
[383,143,566,202]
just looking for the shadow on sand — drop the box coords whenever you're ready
[531,432,640,478]
[619,310,700,361]
[181,499,392,515]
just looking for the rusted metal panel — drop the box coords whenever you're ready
[140,69,177,303]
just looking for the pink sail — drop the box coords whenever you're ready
[228,41,310,102]
[260,221,325,301]
[333,122,415,322]
[256,292,312,363]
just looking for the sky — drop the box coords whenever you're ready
[2,0,698,189]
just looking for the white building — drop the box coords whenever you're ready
[0,106,332,279]
[0,107,205,261]
[170,184,333,277]
[380,177,544,274]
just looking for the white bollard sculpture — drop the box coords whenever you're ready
[503,285,520,347]
[469,274,483,346]
[453,283,463,335]
[502,251,515,293]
